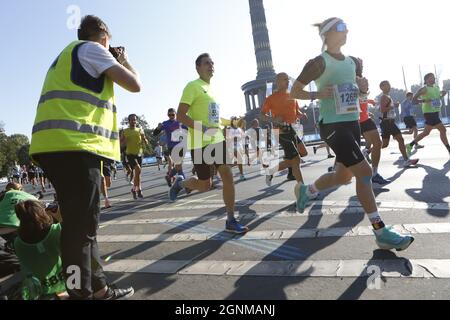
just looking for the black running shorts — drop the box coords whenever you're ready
[319,120,364,168]
[380,119,401,139]
[102,163,111,177]
[126,154,142,169]
[360,118,378,134]
[279,127,300,160]
[403,116,417,129]
[191,141,228,181]
[424,112,442,127]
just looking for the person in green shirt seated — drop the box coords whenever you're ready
[14,199,66,299]
[0,183,37,288]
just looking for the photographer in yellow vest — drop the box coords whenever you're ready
[29,15,141,300]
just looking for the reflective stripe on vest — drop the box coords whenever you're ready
[30,41,119,161]
[33,120,119,140]
[39,90,117,113]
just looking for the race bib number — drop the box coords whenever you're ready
[431,99,442,108]
[334,83,360,115]
[208,103,220,126]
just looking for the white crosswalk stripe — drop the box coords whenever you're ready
[104,258,450,278]
[98,223,450,243]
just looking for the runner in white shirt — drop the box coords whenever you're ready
[154,142,163,171]
[226,117,246,181]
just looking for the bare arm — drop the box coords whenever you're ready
[177,103,211,133]
[260,104,283,125]
[290,80,334,101]
[120,131,127,146]
[141,130,148,146]
[104,63,141,93]
[412,87,428,104]
[177,103,196,129]
[152,123,164,137]
[379,95,393,113]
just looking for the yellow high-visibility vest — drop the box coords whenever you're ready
[30,40,119,161]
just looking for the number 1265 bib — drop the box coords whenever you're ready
[333,83,360,115]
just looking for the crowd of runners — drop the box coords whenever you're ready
[1,14,450,300]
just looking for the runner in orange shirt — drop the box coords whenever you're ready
[261,72,307,186]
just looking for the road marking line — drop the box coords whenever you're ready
[97,222,450,243]
[104,258,450,278]
[175,194,217,207]
[103,199,449,213]
[100,207,402,227]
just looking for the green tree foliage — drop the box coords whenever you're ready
[18,144,31,166]
[0,133,30,177]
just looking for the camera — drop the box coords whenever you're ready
[109,46,125,62]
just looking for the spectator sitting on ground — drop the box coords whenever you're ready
[14,200,66,299]
[0,183,36,281]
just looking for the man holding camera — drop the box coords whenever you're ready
[29,15,141,300]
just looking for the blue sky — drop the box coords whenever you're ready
[2,0,449,138]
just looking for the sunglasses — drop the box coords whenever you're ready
[168,114,176,117]
[335,22,347,32]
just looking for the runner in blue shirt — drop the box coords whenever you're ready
[401,92,423,149]
[153,108,188,187]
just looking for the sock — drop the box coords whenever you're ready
[368,212,385,234]
[267,166,277,176]
[410,141,417,147]
[372,167,378,177]
[306,183,319,198]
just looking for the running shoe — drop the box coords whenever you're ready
[313,146,317,155]
[403,158,419,167]
[131,189,137,200]
[239,175,247,181]
[169,176,184,202]
[415,144,424,149]
[137,190,144,199]
[225,219,249,234]
[294,183,310,214]
[327,154,335,159]
[371,174,391,185]
[374,226,414,251]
